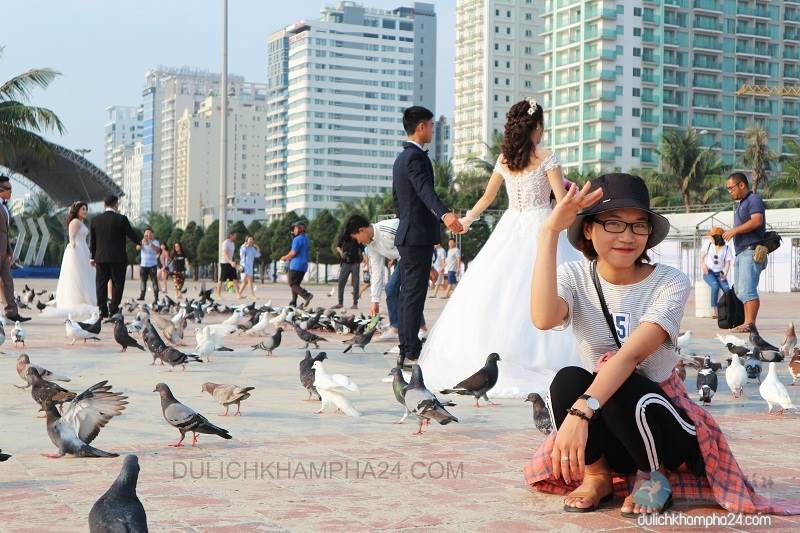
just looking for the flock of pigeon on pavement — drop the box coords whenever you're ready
[1,282,798,531]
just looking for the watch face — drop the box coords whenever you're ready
[587,398,600,411]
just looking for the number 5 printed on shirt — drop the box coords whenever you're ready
[613,313,631,343]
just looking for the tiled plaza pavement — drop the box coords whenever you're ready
[1,279,799,532]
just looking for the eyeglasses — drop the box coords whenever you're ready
[593,219,652,236]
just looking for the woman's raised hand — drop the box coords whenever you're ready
[545,181,604,233]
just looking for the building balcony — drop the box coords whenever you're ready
[643,11,661,25]
[784,104,800,116]
[693,58,721,71]
[736,5,772,19]
[737,24,774,39]
[584,27,617,41]
[787,29,800,42]
[786,67,800,79]
[642,113,660,124]
[642,72,660,85]
[693,19,723,33]
[584,109,616,122]
[782,123,799,135]
[785,48,800,61]
[585,6,617,21]
[693,0,722,13]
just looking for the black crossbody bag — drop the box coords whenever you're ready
[591,260,622,349]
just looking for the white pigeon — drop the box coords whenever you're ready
[65,315,100,345]
[312,361,361,417]
[194,337,218,362]
[725,354,747,398]
[223,308,245,326]
[195,325,233,351]
[203,322,238,340]
[716,333,748,348]
[245,312,270,336]
[269,308,289,327]
[12,321,25,347]
[80,309,100,325]
[170,307,187,328]
[677,330,692,354]
[759,362,795,415]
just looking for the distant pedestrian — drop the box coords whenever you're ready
[429,243,447,298]
[237,235,261,299]
[136,227,160,303]
[700,227,732,319]
[443,237,461,299]
[334,231,363,310]
[158,242,170,293]
[216,230,240,298]
[280,221,313,308]
[722,172,767,333]
[358,256,372,300]
[170,242,189,297]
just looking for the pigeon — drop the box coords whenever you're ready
[440,353,502,407]
[15,354,70,388]
[245,311,271,336]
[0,449,10,462]
[725,352,747,398]
[750,330,781,356]
[65,316,102,344]
[677,330,692,354]
[525,392,553,435]
[388,366,411,423]
[759,362,795,415]
[293,322,327,349]
[674,360,687,382]
[269,307,290,327]
[154,383,232,447]
[78,311,102,335]
[35,300,47,311]
[88,455,148,533]
[342,325,377,354]
[42,380,128,458]
[745,353,763,383]
[12,321,25,347]
[109,314,145,352]
[312,361,360,417]
[0,321,5,350]
[299,350,327,401]
[726,343,750,359]
[789,348,800,385]
[695,355,718,405]
[160,347,202,371]
[404,365,459,435]
[201,383,255,416]
[28,367,77,414]
[780,322,797,359]
[716,333,748,348]
[251,328,282,356]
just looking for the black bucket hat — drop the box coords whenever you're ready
[566,173,670,249]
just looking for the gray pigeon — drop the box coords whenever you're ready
[750,330,781,357]
[525,392,553,435]
[404,365,458,435]
[726,343,750,359]
[251,328,282,356]
[110,314,145,352]
[43,381,128,458]
[154,383,232,447]
[142,321,167,365]
[745,353,763,383]
[89,455,148,533]
[696,356,718,406]
[388,366,410,423]
[160,347,202,370]
[440,353,501,407]
[292,322,327,349]
[0,449,10,462]
[299,350,327,400]
[342,326,377,353]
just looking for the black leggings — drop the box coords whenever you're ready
[549,367,704,475]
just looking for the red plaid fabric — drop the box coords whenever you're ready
[523,370,800,514]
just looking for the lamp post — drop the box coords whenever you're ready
[218,0,228,256]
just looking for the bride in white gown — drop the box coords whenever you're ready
[42,202,97,318]
[419,98,583,398]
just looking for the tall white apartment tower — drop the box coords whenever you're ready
[103,105,139,182]
[452,0,545,173]
[265,2,437,219]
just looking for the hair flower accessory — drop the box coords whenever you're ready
[525,96,539,115]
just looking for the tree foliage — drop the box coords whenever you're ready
[308,209,339,264]
[740,124,779,195]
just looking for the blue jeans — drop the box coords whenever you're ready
[702,271,730,308]
[385,260,425,329]
[734,249,767,303]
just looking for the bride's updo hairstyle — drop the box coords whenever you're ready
[501,98,545,172]
[66,201,87,225]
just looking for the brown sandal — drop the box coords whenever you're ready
[731,323,753,333]
[563,473,614,513]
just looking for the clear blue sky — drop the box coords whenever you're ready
[2,0,456,169]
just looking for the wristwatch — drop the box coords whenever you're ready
[578,394,601,412]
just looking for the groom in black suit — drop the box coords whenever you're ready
[90,195,141,318]
[393,106,463,366]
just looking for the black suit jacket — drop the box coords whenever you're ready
[90,210,141,264]
[392,142,449,247]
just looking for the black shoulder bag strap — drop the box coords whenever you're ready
[591,260,622,349]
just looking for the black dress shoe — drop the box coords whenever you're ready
[7,314,30,322]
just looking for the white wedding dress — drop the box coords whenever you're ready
[42,219,97,318]
[419,152,583,398]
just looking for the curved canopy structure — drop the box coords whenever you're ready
[0,140,123,206]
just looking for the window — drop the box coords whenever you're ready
[506,27,511,34]
[616,5,624,14]
[616,65,624,75]
[525,29,533,37]
[616,45,623,55]
[525,46,532,54]
[633,67,641,77]
[615,106,623,115]
[632,148,641,156]
[495,60,499,67]
[495,26,499,33]
[524,80,532,88]
[616,86,623,95]
[494,77,498,84]
[506,44,511,51]
[633,88,641,97]
[506,95,510,102]
[633,47,641,57]
[382,19,396,29]
[634,7,642,16]
[525,13,532,20]
[632,128,640,137]
[494,111,498,118]
[507,10,511,17]
[505,78,510,85]
[399,21,413,31]
[632,108,641,117]
[615,146,623,156]
[494,94,498,101]
[633,27,641,37]
[506,61,511,68]
[495,8,499,15]
[615,126,622,135]
[495,43,499,50]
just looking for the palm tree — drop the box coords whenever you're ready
[772,140,800,206]
[656,128,727,212]
[0,47,64,161]
[432,159,453,189]
[740,125,778,194]
[466,132,504,175]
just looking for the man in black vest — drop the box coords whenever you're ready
[392,106,462,366]
[90,195,141,318]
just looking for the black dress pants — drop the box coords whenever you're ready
[549,366,704,475]
[396,244,433,361]
[337,263,360,305]
[96,262,127,317]
[288,269,310,306]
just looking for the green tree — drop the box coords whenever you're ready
[168,227,184,248]
[772,140,800,206]
[247,220,263,236]
[253,224,273,263]
[0,47,64,162]
[270,211,304,258]
[308,209,339,264]
[196,220,219,267]
[459,219,492,264]
[740,124,779,194]
[146,212,176,244]
[465,131,504,175]
[229,220,248,252]
[180,221,203,260]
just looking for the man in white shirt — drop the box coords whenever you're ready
[444,237,461,298]
[429,244,447,298]
[344,214,425,343]
[216,230,240,298]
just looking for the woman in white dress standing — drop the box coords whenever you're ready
[43,202,98,318]
[419,98,583,398]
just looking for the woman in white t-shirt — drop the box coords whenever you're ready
[525,174,773,519]
[700,227,732,319]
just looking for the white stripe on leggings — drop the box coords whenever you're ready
[634,393,696,471]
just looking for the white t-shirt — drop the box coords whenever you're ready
[702,240,732,273]
[219,238,235,264]
[556,261,690,383]
[433,247,446,270]
[445,247,460,272]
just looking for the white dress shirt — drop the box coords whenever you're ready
[366,218,400,303]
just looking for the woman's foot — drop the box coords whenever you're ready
[732,323,753,333]
[563,472,614,512]
[620,470,673,517]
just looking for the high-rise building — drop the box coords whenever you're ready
[430,115,453,164]
[265,2,437,219]
[104,106,140,184]
[121,142,144,221]
[540,0,798,174]
[173,84,269,227]
[453,0,545,173]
